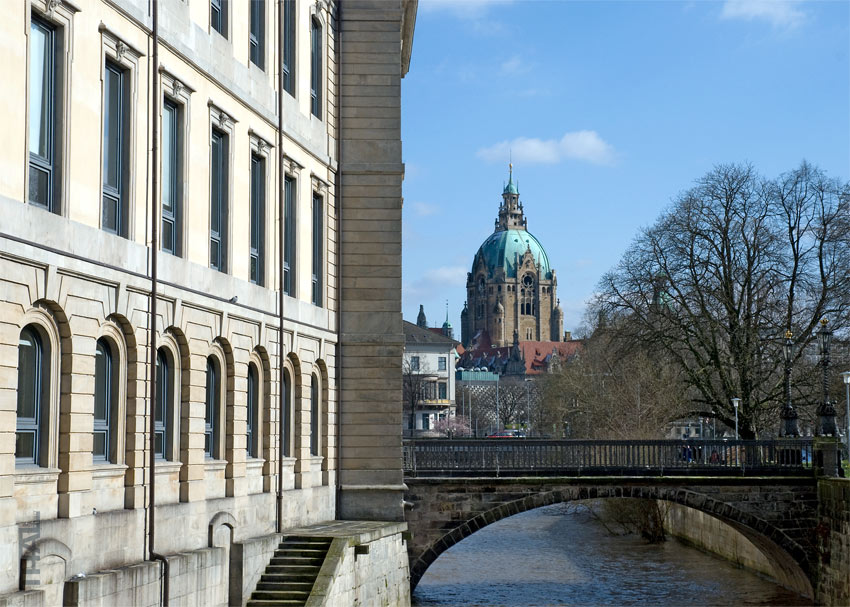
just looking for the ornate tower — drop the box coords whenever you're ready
[463,167,561,348]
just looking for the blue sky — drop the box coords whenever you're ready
[400,0,850,336]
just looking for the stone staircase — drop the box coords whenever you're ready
[246,536,332,606]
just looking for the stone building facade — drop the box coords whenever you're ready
[461,168,564,348]
[0,0,415,604]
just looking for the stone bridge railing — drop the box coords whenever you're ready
[403,438,816,477]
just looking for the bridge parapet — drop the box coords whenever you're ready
[403,438,816,478]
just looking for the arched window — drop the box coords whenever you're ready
[155,348,173,460]
[93,338,118,462]
[283,368,292,457]
[247,363,259,458]
[16,326,49,466]
[205,356,221,459]
[310,374,319,456]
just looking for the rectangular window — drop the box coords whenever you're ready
[250,154,265,285]
[310,19,321,118]
[102,61,127,236]
[211,0,228,38]
[438,382,447,400]
[210,128,229,272]
[311,193,323,306]
[29,16,57,211]
[249,0,264,69]
[162,99,181,256]
[411,356,420,371]
[438,357,447,371]
[422,414,430,430]
[282,0,295,95]
[283,176,295,295]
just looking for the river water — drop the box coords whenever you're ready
[413,504,810,606]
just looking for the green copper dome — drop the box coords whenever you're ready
[473,229,552,279]
[503,178,518,195]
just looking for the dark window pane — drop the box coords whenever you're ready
[162,218,174,255]
[312,194,322,306]
[155,349,170,459]
[17,330,39,421]
[162,100,180,255]
[310,20,321,118]
[250,154,264,285]
[102,193,119,233]
[205,357,219,458]
[93,431,106,459]
[94,341,108,422]
[210,129,227,271]
[17,326,46,466]
[247,364,258,456]
[283,0,294,94]
[250,0,264,69]
[16,432,36,461]
[28,165,50,209]
[310,376,319,456]
[283,371,291,457]
[283,176,295,295]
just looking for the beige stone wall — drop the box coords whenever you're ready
[0,0,416,602]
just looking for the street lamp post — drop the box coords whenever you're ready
[731,398,740,439]
[780,330,799,437]
[816,318,838,436]
[841,371,850,458]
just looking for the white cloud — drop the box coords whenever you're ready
[720,0,806,27]
[411,202,440,217]
[477,131,616,166]
[500,55,526,75]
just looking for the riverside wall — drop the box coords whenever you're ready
[815,479,850,605]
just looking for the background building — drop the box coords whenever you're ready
[0,0,416,604]
[461,167,565,349]
[403,317,459,435]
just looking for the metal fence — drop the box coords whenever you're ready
[402,438,815,477]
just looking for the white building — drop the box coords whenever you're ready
[403,320,459,434]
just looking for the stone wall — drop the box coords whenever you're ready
[305,523,410,607]
[815,479,850,605]
[662,503,812,596]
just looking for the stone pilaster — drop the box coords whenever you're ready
[337,0,410,522]
[179,354,207,503]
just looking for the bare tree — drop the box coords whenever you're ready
[596,162,850,437]
[402,356,431,434]
[541,328,688,439]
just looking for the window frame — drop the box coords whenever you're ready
[310,17,322,119]
[410,356,420,372]
[283,174,296,296]
[310,374,320,457]
[28,15,57,212]
[282,0,295,95]
[15,312,61,471]
[249,0,265,70]
[210,125,229,272]
[438,357,447,371]
[161,97,183,256]
[205,356,222,459]
[311,191,323,306]
[93,338,118,463]
[102,60,127,236]
[247,362,260,458]
[211,0,229,39]
[16,326,47,466]
[282,366,293,458]
[249,151,266,285]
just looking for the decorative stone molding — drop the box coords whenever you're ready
[311,175,329,194]
[283,155,303,177]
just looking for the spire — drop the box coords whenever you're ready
[416,304,427,328]
[497,165,524,231]
[441,300,453,339]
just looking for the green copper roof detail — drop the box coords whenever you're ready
[472,229,552,279]
[503,178,518,195]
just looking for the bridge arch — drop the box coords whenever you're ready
[406,483,815,598]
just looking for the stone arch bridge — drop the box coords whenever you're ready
[402,438,841,599]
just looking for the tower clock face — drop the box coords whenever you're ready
[477,277,486,294]
[522,274,534,288]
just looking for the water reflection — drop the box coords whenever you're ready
[413,504,810,606]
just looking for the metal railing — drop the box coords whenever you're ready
[402,438,815,477]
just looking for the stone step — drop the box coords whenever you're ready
[258,577,314,589]
[246,601,305,607]
[278,541,331,551]
[274,547,328,557]
[269,556,325,566]
[260,571,318,584]
[252,588,311,600]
